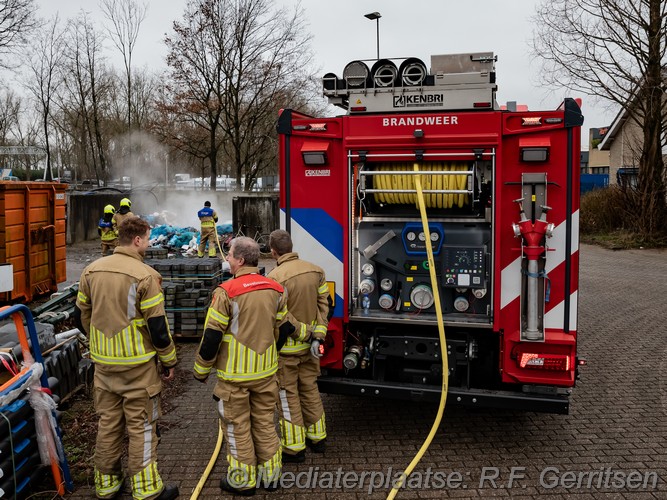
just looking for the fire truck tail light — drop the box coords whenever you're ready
[350,106,367,112]
[473,102,492,108]
[519,352,570,371]
[522,117,542,126]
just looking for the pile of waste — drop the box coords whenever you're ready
[147,220,233,257]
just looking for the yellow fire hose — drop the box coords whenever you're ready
[215,227,226,259]
[190,228,225,500]
[189,421,224,500]
[387,163,450,499]
[191,166,448,499]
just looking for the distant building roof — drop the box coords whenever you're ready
[598,107,629,150]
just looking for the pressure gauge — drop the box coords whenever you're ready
[418,232,426,241]
[380,278,393,291]
[361,263,375,276]
[406,231,416,241]
[430,232,440,242]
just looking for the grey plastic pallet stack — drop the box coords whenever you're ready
[145,258,226,338]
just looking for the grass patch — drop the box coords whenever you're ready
[59,391,98,485]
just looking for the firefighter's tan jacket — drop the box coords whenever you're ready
[268,252,329,354]
[194,267,291,382]
[76,246,177,371]
[112,210,135,233]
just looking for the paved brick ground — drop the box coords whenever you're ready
[65,244,667,499]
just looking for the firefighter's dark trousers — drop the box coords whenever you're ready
[93,361,166,500]
[214,375,282,490]
[277,350,326,456]
[198,226,217,257]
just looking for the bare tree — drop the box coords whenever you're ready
[0,88,22,144]
[533,0,667,236]
[25,16,64,180]
[58,12,114,184]
[101,0,148,180]
[163,0,316,190]
[0,0,39,68]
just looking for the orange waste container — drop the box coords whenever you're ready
[0,181,67,303]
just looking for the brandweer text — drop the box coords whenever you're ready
[382,116,458,126]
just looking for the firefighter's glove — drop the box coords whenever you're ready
[310,339,323,359]
[277,322,296,350]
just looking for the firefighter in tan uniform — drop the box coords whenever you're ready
[267,230,331,462]
[98,204,118,255]
[75,216,179,500]
[112,197,134,233]
[194,236,304,495]
[197,201,218,257]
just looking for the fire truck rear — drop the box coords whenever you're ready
[277,53,583,414]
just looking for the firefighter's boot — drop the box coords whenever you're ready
[220,477,256,496]
[281,449,306,463]
[307,437,326,453]
[155,484,180,500]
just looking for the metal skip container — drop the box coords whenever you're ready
[0,181,67,303]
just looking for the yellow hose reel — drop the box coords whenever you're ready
[372,162,470,208]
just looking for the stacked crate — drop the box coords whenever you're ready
[0,322,80,499]
[146,258,226,338]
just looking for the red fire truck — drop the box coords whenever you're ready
[277,53,584,414]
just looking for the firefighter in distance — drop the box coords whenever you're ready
[98,204,117,256]
[267,229,331,462]
[75,217,179,500]
[193,236,306,495]
[197,200,219,257]
[112,197,134,233]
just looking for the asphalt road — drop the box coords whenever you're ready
[64,243,667,499]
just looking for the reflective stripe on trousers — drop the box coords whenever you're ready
[279,388,306,452]
[95,470,123,499]
[306,413,327,442]
[258,448,282,485]
[130,461,164,499]
[227,454,257,489]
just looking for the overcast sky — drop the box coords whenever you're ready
[35,0,618,149]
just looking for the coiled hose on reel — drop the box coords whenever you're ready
[372,162,470,208]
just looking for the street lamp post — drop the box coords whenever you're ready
[364,12,381,59]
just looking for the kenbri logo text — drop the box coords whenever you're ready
[382,116,458,126]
